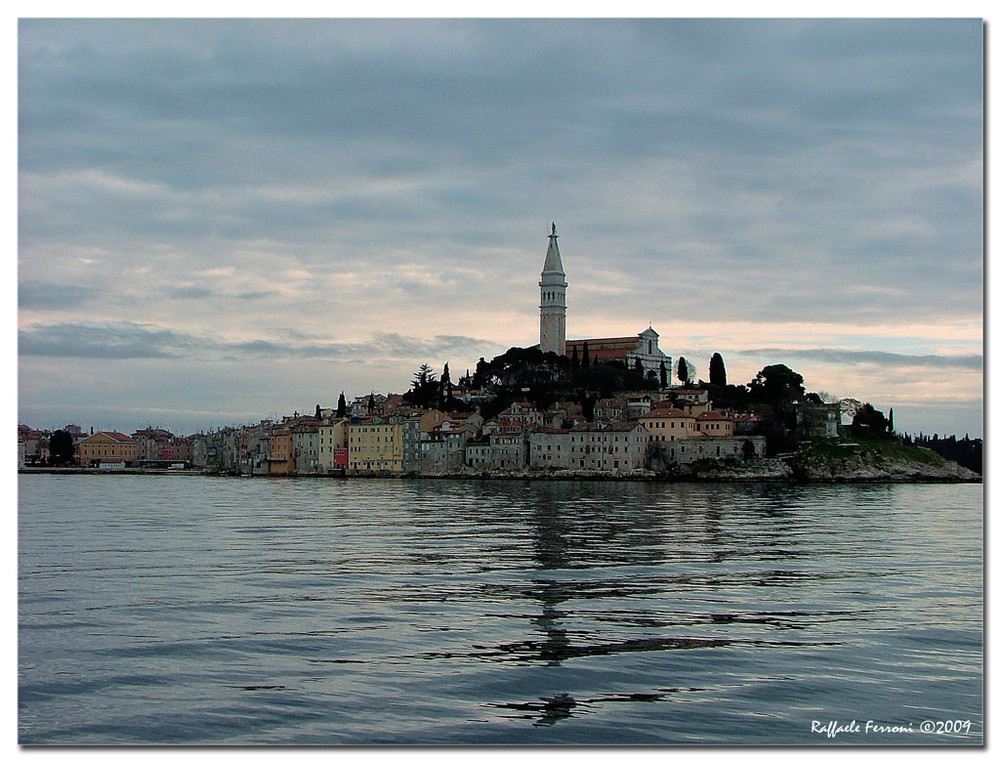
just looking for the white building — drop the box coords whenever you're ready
[529,422,650,472]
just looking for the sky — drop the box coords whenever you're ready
[15,15,984,438]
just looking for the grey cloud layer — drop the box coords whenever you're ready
[733,347,982,370]
[18,321,490,362]
[19,321,979,375]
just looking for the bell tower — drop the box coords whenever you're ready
[539,222,567,356]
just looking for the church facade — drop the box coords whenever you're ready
[538,224,672,385]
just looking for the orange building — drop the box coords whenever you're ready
[77,431,139,466]
[268,427,296,475]
[695,411,734,436]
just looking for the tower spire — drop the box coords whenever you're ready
[539,221,567,356]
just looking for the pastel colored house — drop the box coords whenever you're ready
[77,431,139,466]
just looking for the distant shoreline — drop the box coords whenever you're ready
[18,467,981,484]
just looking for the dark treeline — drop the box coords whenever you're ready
[903,433,983,475]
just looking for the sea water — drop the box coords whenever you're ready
[18,475,982,745]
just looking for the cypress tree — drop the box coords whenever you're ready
[709,352,727,387]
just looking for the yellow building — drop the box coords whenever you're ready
[77,431,139,465]
[639,407,696,443]
[348,417,405,472]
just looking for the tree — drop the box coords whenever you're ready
[582,342,591,369]
[659,360,668,388]
[634,358,644,377]
[677,357,689,386]
[709,353,727,387]
[571,345,580,372]
[747,364,806,408]
[851,403,892,439]
[48,429,75,465]
[406,363,441,409]
[414,363,436,387]
[336,392,347,418]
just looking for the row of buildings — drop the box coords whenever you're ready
[18,424,194,470]
[192,388,769,476]
[20,386,772,476]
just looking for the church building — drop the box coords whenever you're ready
[538,223,672,384]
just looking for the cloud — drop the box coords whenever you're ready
[167,286,215,300]
[731,347,982,370]
[18,321,497,365]
[18,321,198,359]
[18,281,95,310]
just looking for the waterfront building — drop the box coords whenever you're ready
[348,416,405,473]
[418,426,471,474]
[268,425,296,475]
[293,418,321,474]
[318,419,350,473]
[77,431,139,466]
[401,415,423,472]
[660,435,767,464]
[529,422,649,472]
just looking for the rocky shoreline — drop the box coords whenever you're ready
[20,450,981,484]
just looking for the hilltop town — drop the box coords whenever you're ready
[18,225,981,481]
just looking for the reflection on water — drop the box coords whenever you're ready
[19,476,982,745]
